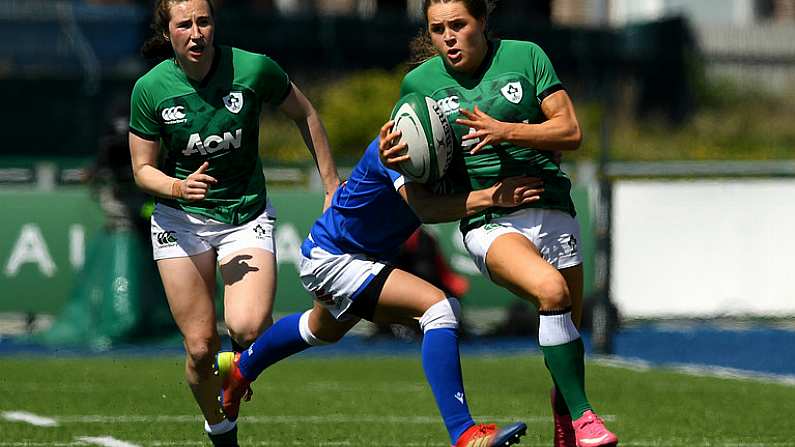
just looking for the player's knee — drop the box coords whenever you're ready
[184,335,219,373]
[298,310,336,345]
[535,275,570,311]
[227,315,273,348]
[419,297,461,333]
[315,328,345,344]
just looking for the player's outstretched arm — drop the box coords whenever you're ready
[278,83,340,210]
[398,176,544,224]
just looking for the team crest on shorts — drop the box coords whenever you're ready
[253,224,270,239]
[501,81,523,104]
[223,92,243,114]
[563,234,578,254]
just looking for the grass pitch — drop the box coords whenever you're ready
[1,353,793,446]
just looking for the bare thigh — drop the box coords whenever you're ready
[306,268,448,342]
[220,248,277,345]
[372,268,447,326]
[307,301,360,343]
[157,249,219,350]
[485,233,571,312]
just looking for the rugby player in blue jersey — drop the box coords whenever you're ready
[215,123,544,447]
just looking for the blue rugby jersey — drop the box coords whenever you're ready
[302,138,421,261]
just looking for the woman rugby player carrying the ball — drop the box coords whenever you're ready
[383,1,620,446]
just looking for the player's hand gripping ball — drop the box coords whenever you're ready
[388,93,455,184]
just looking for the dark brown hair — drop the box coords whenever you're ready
[409,0,495,65]
[140,0,216,61]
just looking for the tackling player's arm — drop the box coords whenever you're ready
[398,177,544,224]
[376,122,543,223]
[129,133,216,201]
[278,82,340,210]
[456,90,582,154]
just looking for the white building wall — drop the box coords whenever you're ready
[608,0,757,26]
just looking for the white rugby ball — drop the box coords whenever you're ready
[388,93,454,184]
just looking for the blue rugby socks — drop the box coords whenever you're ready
[422,327,475,443]
[237,312,311,381]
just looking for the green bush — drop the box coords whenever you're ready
[259,69,795,165]
[258,69,404,165]
[609,86,795,161]
[318,69,404,162]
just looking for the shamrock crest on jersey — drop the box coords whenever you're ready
[223,91,244,114]
[500,81,523,104]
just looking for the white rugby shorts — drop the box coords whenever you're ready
[464,208,582,278]
[299,241,386,320]
[150,201,277,260]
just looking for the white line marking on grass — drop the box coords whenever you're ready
[54,414,592,425]
[0,443,78,446]
[594,356,795,386]
[1,411,58,427]
[76,436,141,447]
[58,415,200,424]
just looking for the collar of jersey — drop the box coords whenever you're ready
[175,44,222,88]
[445,39,499,88]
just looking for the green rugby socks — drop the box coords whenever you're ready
[538,310,591,419]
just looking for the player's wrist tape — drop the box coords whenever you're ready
[171,179,181,199]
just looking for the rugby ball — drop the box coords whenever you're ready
[388,93,455,184]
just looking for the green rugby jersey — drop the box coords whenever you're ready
[129,45,291,225]
[400,40,576,232]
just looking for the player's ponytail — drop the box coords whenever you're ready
[141,35,172,62]
[140,0,216,62]
[409,0,495,66]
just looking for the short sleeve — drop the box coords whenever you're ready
[399,75,417,98]
[129,78,160,140]
[256,55,291,106]
[387,167,410,191]
[529,43,564,101]
[366,137,410,190]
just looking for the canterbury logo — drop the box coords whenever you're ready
[156,231,177,245]
[437,95,460,116]
[161,106,186,124]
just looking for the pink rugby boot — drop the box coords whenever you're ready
[572,410,618,447]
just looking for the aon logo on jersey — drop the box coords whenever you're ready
[183,129,242,156]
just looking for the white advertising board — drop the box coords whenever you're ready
[613,179,795,317]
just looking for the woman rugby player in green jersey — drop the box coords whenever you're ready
[128,0,338,444]
[381,1,619,446]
